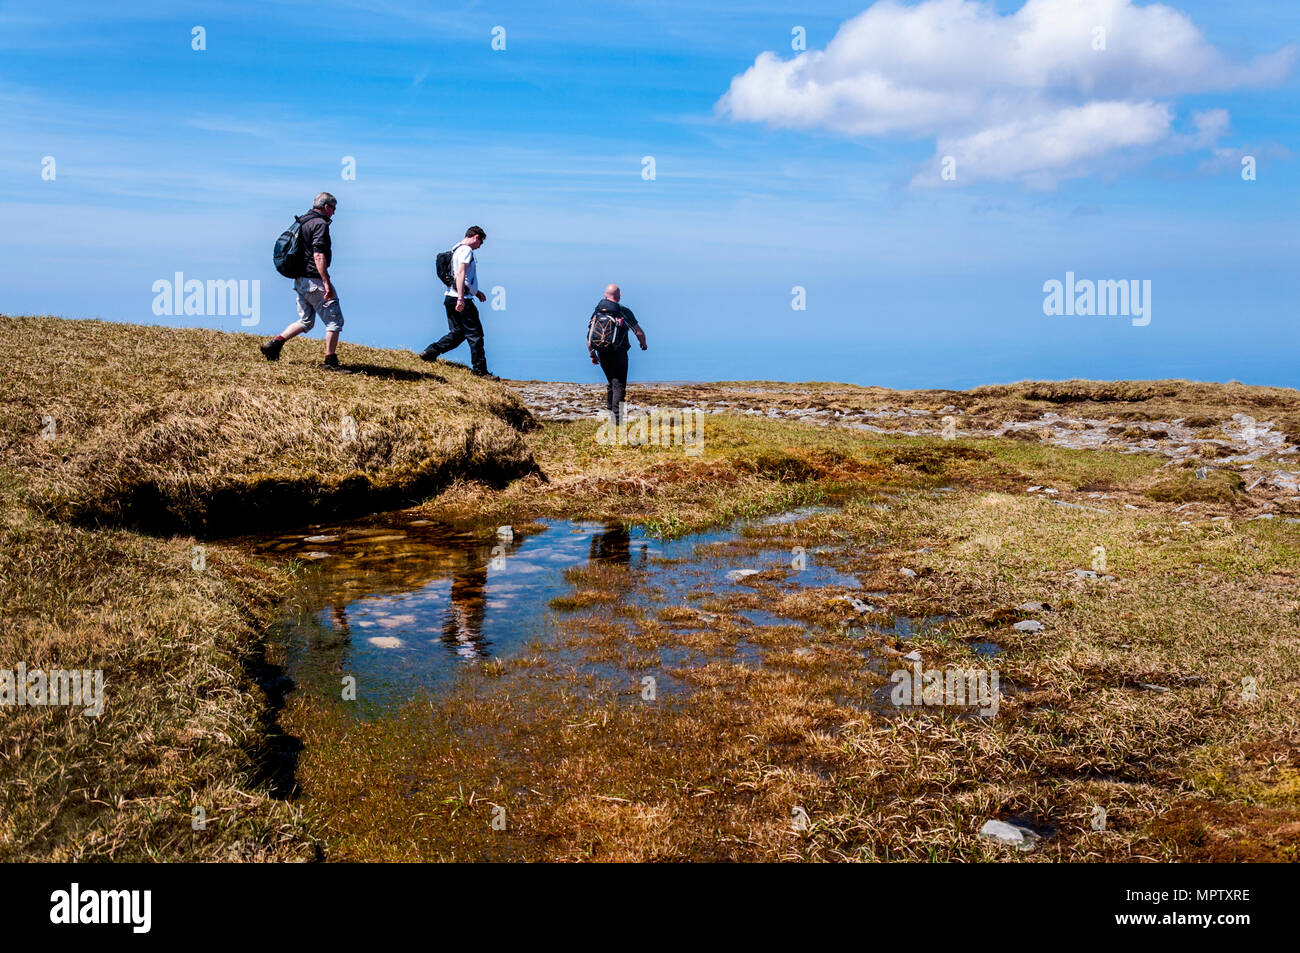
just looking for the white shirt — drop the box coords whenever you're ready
[444,243,478,298]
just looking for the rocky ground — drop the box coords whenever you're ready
[510,379,1300,517]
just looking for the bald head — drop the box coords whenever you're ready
[604,284,621,303]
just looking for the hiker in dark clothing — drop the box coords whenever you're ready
[261,192,347,370]
[421,226,497,379]
[587,284,647,423]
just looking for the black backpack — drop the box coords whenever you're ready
[436,242,469,288]
[587,299,626,352]
[272,211,318,278]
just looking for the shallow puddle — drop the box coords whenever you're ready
[247,507,879,716]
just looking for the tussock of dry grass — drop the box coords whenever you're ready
[1,316,537,535]
[1145,468,1245,503]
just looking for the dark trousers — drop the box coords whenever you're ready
[597,348,629,421]
[430,297,487,374]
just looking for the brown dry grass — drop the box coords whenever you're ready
[5,314,1298,862]
[281,407,1300,861]
[284,484,1300,861]
[0,316,537,536]
[0,315,540,860]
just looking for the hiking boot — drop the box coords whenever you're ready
[419,347,440,363]
[472,370,500,381]
[259,338,283,361]
[322,354,343,371]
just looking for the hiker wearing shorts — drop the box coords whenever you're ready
[421,226,496,379]
[587,284,647,423]
[260,192,346,370]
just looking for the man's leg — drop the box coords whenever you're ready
[428,297,468,356]
[318,292,344,363]
[261,279,315,360]
[610,351,628,421]
[597,350,615,415]
[598,349,628,422]
[460,300,488,375]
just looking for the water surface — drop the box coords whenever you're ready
[250,509,866,715]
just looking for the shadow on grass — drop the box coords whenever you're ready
[242,643,304,802]
[344,362,446,383]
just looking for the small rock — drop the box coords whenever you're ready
[1016,601,1049,612]
[304,551,331,560]
[978,819,1041,852]
[841,596,879,614]
[1068,568,1114,581]
[1053,501,1107,513]
[1137,682,1170,693]
[1012,619,1045,632]
[902,650,923,663]
[367,636,404,649]
[899,568,917,578]
[303,534,339,543]
[497,525,514,541]
[726,569,761,582]
[1195,467,1209,479]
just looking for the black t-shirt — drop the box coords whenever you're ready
[591,299,639,351]
[299,210,332,278]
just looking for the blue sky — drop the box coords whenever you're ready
[1,0,1296,388]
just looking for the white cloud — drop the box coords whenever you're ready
[716,0,1296,187]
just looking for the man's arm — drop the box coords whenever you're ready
[454,260,467,311]
[624,308,647,350]
[314,252,334,302]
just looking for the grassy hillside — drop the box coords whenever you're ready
[3,314,1297,861]
[1,317,537,536]
[0,315,538,860]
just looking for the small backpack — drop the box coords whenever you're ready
[587,300,625,352]
[436,242,469,288]
[273,212,316,278]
